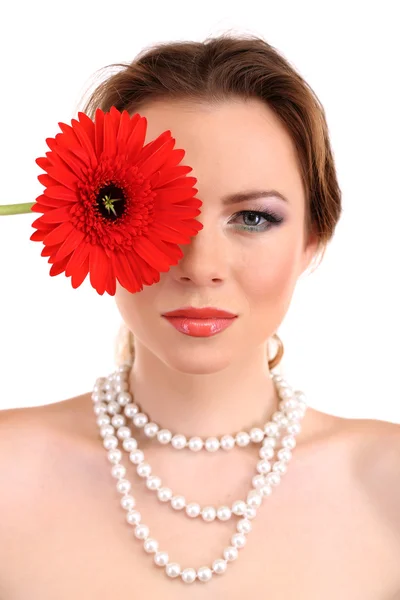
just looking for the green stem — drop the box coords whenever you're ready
[0,202,35,216]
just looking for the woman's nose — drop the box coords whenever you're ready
[172,222,228,285]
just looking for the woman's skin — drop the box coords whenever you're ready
[0,98,399,600]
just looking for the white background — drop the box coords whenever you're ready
[0,1,398,423]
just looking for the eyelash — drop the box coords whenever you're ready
[230,204,284,232]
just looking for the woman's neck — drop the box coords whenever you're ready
[127,340,280,438]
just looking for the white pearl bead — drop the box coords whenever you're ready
[252,474,265,488]
[100,424,114,438]
[107,400,120,415]
[217,506,232,521]
[259,445,274,460]
[93,402,107,416]
[116,391,132,406]
[260,484,272,497]
[287,421,301,436]
[264,421,279,436]
[146,475,161,490]
[154,551,169,566]
[122,438,137,452]
[171,434,187,449]
[232,500,247,516]
[114,382,128,393]
[166,563,181,578]
[273,460,287,474]
[126,510,141,525]
[282,435,296,449]
[107,449,122,464]
[231,533,246,548]
[134,524,149,540]
[157,487,173,502]
[271,410,286,424]
[124,403,140,418]
[144,422,159,437]
[117,426,132,440]
[137,462,151,477]
[186,502,201,518]
[144,538,159,553]
[236,432,250,447]
[197,566,212,582]
[280,388,294,400]
[247,490,262,508]
[223,546,238,562]
[245,506,257,519]
[133,413,148,428]
[111,414,125,428]
[157,429,172,444]
[237,518,252,534]
[220,435,235,450]
[121,495,135,510]
[188,436,204,451]
[171,496,186,510]
[202,506,216,522]
[265,472,281,486]
[250,427,264,443]
[262,437,277,448]
[129,449,144,464]
[111,464,126,479]
[287,409,303,421]
[257,459,272,474]
[212,559,227,574]
[97,414,110,427]
[117,479,131,494]
[181,567,196,583]
[277,448,292,461]
[205,437,220,452]
[103,435,118,450]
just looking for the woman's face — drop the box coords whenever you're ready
[114,98,318,373]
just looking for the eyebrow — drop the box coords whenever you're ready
[221,189,289,205]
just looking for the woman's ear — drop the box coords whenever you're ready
[300,228,320,276]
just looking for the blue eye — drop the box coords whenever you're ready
[231,207,284,232]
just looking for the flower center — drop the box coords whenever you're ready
[96,184,126,221]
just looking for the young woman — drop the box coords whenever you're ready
[0,34,399,599]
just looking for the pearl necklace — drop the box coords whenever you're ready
[93,361,307,585]
[120,391,293,451]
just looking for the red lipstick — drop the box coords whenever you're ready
[162,306,237,337]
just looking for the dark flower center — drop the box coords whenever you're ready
[96,184,126,221]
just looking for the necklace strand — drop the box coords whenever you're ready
[93,362,307,584]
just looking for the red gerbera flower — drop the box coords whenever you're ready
[30,106,203,295]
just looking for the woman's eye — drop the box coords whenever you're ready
[230,210,284,232]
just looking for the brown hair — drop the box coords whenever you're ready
[81,33,342,368]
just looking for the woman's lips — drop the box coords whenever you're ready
[162,316,237,337]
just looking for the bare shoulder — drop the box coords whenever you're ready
[0,393,96,523]
[332,413,400,540]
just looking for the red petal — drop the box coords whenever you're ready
[139,137,175,179]
[72,113,98,169]
[77,112,95,148]
[43,221,74,246]
[103,111,117,157]
[140,130,172,163]
[133,235,172,271]
[149,221,194,244]
[150,165,193,187]
[71,255,90,289]
[156,187,198,205]
[54,228,85,262]
[49,254,71,277]
[37,206,72,224]
[65,241,91,277]
[125,117,147,163]
[117,111,140,154]
[95,108,105,156]
[112,250,143,293]
[89,244,110,295]
[43,186,78,202]
[44,164,78,191]
[47,138,86,179]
